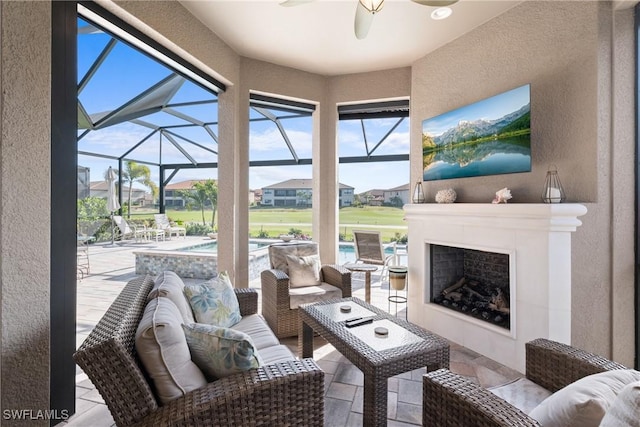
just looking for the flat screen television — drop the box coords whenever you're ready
[422,84,531,181]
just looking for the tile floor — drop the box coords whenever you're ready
[65,236,523,426]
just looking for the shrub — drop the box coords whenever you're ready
[185,223,214,236]
[391,232,408,244]
[256,229,270,238]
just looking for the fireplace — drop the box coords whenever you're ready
[430,245,511,330]
[404,203,587,372]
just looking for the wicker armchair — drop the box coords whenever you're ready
[423,338,629,427]
[74,275,325,427]
[261,242,352,338]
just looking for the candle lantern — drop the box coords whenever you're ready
[541,165,566,203]
[412,181,425,203]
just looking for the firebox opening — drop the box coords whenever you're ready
[430,244,510,330]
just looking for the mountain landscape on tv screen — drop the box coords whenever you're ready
[423,103,530,149]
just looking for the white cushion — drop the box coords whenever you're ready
[182,323,260,381]
[232,314,280,350]
[257,344,296,365]
[149,271,195,324]
[529,369,640,427]
[286,254,321,288]
[135,297,206,405]
[289,283,343,309]
[184,271,241,327]
[489,377,552,414]
[600,380,640,427]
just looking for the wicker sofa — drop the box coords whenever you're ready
[423,338,631,427]
[73,275,325,427]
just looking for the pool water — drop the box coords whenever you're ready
[180,240,397,263]
[182,241,269,253]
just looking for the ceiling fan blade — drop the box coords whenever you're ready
[279,0,315,7]
[410,0,459,6]
[354,1,375,40]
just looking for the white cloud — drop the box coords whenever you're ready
[250,126,313,158]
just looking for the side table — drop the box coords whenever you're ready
[343,262,378,303]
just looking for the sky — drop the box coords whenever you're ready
[422,84,531,137]
[77,18,409,196]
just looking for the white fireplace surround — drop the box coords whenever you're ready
[404,203,587,372]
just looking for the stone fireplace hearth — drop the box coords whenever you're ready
[404,203,587,372]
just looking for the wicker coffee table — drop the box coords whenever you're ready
[299,297,450,427]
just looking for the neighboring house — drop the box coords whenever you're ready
[164,179,205,207]
[358,189,385,206]
[262,179,354,207]
[165,179,254,208]
[358,184,410,206]
[89,181,149,206]
[383,183,410,206]
[252,188,262,205]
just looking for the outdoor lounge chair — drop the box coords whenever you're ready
[154,213,186,239]
[112,215,147,242]
[352,229,396,283]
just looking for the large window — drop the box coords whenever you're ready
[337,100,410,244]
[77,9,221,233]
[248,94,315,239]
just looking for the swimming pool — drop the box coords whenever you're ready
[134,240,401,280]
[179,241,392,261]
[181,241,270,253]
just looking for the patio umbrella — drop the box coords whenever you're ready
[106,166,120,245]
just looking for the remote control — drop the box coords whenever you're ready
[345,317,373,328]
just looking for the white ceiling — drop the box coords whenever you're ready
[179,0,523,76]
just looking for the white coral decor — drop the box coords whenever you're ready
[492,188,512,204]
[435,188,457,204]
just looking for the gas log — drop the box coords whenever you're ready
[433,277,510,328]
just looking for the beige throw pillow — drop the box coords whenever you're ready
[528,369,640,427]
[149,270,195,324]
[135,297,207,405]
[599,380,640,427]
[286,254,321,288]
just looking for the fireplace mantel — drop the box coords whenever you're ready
[404,203,587,231]
[404,203,587,372]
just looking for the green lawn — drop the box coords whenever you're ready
[130,205,407,242]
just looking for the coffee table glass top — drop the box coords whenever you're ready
[313,300,376,322]
[309,301,423,352]
[345,319,423,352]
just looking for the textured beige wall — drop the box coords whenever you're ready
[0,0,51,420]
[610,7,635,364]
[411,1,635,364]
[411,1,599,203]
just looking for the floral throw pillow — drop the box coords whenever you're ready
[184,271,241,327]
[182,323,260,381]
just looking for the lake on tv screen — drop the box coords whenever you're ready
[422,137,531,181]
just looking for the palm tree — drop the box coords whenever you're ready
[121,161,158,218]
[193,180,218,228]
[180,185,208,225]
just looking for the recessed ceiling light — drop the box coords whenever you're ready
[431,7,452,20]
